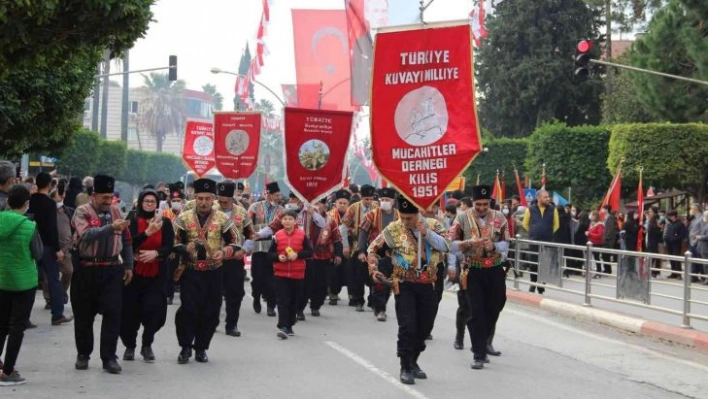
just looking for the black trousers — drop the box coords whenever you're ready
[222,259,245,330]
[666,241,683,273]
[251,252,276,309]
[120,274,167,349]
[166,256,179,300]
[429,264,445,330]
[456,289,471,341]
[348,254,369,305]
[371,257,393,313]
[465,266,506,361]
[327,257,348,298]
[40,249,65,319]
[394,283,436,359]
[299,259,329,312]
[175,268,223,350]
[0,288,35,375]
[275,277,303,329]
[71,265,124,361]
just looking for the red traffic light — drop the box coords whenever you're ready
[576,40,593,53]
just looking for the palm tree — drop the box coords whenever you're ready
[202,84,224,111]
[255,98,275,117]
[137,72,187,152]
[253,98,283,183]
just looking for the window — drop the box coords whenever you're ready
[130,101,139,114]
[128,127,137,141]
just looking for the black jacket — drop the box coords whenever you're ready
[28,193,59,252]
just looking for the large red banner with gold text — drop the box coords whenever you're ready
[213,112,261,180]
[182,120,215,178]
[370,23,482,210]
[284,107,354,203]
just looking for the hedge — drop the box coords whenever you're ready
[464,137,529,196]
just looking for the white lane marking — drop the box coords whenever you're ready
[505,307,708,372]
[325,341,431,399]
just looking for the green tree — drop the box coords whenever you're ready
[202,83,224,111]
[476,0,603,138]
[254,99,284,183]
[0,1,154,157]
[56,129,101,178]
[601,56,659,124]
[525,122,611,207]
[608,123,708,200]
[137,72,187,152]
[464,137,529,196]
[234,44,255,110]
[96,140,127,177]
[628,0,708,123]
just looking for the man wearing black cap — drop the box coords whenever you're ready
[367,196,449,385]
[327,189,352,305]
[216,181,254,337]
[448,185,510,370]
[342,184,377,311]
[173,178,242,364]
[247,181,283,316]
[358,187,400,321]
[71,174,134,374]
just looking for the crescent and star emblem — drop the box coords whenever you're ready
[311,27,347,75]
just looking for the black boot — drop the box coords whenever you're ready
[75,354,89,370]
[253,297,262,314]
[102,358,122,374]
[454,330,464,350]
[195,349,208,363]
[123,347,135,361]
[399,357,415,385]
[411,352,427,379]
[178,346,192,364]
[141,346,156,362]
[486,325,501,356]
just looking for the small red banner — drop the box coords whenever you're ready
[213,112,261,180]
[370,23,482,210]
[182,120,216,178]
[284,107,354,203]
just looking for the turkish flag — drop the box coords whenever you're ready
[182,120,215,178]
[213,112,261,180]
[292,10,354,111]
[284,107,354,203]
[370,23,482,210]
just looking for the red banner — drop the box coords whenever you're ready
[284,107,354,203]
[213,112,261,180]
[370,23,481,210]
[292,9,354,111]
[182,120,215,178]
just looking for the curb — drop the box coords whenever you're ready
[506,289,708,355]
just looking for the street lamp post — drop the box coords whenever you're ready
[210,68,286,108]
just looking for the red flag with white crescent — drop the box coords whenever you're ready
[213,112,261,180]
[284,107,354,203]
[370,23,482,210]
[182,120,215,178]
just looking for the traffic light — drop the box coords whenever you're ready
[168,55,178,81]
[574,40,593,79]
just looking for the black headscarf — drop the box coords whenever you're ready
[137,190,159,219]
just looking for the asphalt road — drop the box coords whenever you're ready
[4,283,707,399]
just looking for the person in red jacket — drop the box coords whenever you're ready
[268,210,313,339]
[585,210,605,278]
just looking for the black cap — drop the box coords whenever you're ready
[349,184,359,193]
[289,192,297,199]
[451,190,464,200]
[397,196,419,214]
[193,178,216,194]
[93,174,115,194]
[174,181,185,190]
[335,189,351,201]
[360,184,375,197]
[218,181,236,198]
[318,197,327,204]
[378,187,396,199]
[237,182,245,191]
[266,182,280,194]
[471,185,492,201]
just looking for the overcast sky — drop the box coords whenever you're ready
[124,0,476,138]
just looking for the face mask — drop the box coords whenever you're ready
[235,196,242,202]
[285,203,300,211]
[380,202,392,212]
[633,214,639,220]
[502,208,509,216]
[56,201,64,209]
[172,202,182,211]
[571,211,577,217]
[660,216,666,222]
[269,201,278,207]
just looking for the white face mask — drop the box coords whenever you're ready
[380,202,393,212]
[172,202,182,211]
[285,203,300,211]
[502,208,509,215]
[56,201,64,209]
[571,211,577,217]
[269,201,278,207]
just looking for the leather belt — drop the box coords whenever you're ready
[465,254,502,269]
[185,261,221,271]
[79,256,120,267]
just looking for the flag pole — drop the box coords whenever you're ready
[317,81,323,110]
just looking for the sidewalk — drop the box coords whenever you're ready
[506,289,708,354]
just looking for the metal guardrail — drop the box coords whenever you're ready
[510,235,708,329]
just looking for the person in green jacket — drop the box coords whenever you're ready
[0,184,43,387]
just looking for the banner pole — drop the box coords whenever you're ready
[318,81,324,110]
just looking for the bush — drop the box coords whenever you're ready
[56,129,100,178]
[96,139,127,177]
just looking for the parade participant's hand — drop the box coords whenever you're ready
[112,219,130,232]
[138,250,158,263]
[186,242,196,254]
[251,232,260,240]
[287,251,298,261]
[585,231,589,236]
[334,256,342,265]
[343,248,350,258]
[56,250,65,262]
[124,269,133,286]
[233,249,245,260]
[213,250,224,262]
[307,205,315,215]
[372,271,386,284]
[447,268,457,281]
[468,237,485,248]
[416,220,427,236]
[358,252,367,262]
[278,254,287,262]
[483,239,494,252]
[145,217,162,236]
